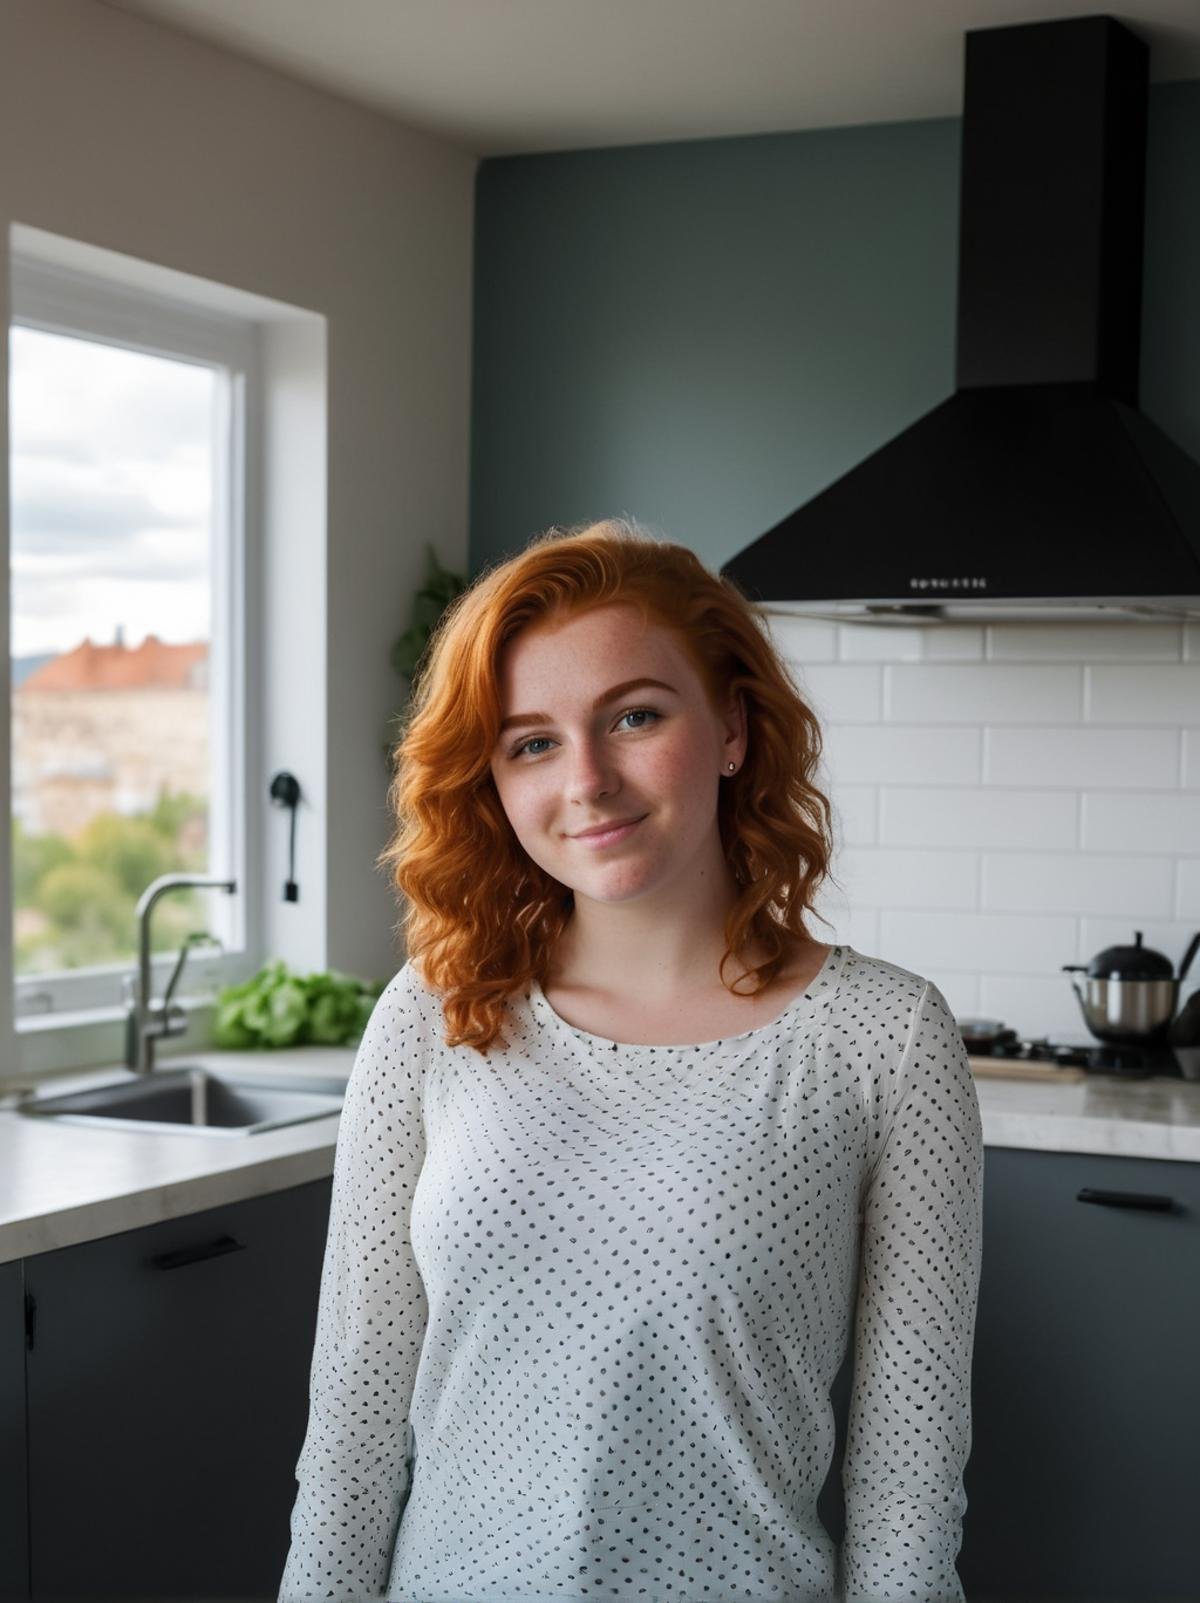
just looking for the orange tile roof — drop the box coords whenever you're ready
[18,635,208,692]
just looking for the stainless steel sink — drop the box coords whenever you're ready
[18,1066,346,1136]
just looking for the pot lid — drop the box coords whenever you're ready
[1087,930,1174,981]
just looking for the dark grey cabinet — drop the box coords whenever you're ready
[816,1147,1200,1602]
[1,1259,30,1601]
[8,1146,1198,1601]
[958,1146,1200,1601]
[22,1175,332,1600]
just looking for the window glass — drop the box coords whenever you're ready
[10,325,216,976]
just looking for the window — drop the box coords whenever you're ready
[8,250,255,1022]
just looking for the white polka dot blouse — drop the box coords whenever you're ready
[278,942,985,1603]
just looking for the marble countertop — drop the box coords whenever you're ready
[2,1048,1198,1265]
[0,1048,354,1265]
[968,1061,1200,1164]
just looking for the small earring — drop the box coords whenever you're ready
[727,761,736,773]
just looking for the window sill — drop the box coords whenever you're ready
[11,996,220,1085]
[17,995,213,1032]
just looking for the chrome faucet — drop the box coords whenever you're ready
[124,874,238,1074]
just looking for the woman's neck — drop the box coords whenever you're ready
[549,918,814,1008]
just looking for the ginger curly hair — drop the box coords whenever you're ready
[377,516,836,1054]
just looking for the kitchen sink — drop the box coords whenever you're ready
[18,1065,346,1136]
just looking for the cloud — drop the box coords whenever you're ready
[13,533,208,583]
[8,324,217,653]
[10,468,196,553]
[9,324,213,463]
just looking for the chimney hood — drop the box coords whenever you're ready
[721,15,1200,626]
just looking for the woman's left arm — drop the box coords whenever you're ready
[841,979,986,1603]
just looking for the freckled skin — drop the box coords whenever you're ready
[488,601,745,920]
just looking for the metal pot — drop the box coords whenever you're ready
[1063,929,1200,1046]
[956,1017,1020,1054]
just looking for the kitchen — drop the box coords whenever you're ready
[2,1,1200,1600]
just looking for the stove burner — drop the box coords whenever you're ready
[990,1036,1092,1068]
[966,1032,1177,1078]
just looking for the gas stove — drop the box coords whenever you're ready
[960,1025,1180,1080]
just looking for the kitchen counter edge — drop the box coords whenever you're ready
[2,1050,1199,1265]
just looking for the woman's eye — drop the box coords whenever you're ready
[510,706,661,760]
[616,706,660,733]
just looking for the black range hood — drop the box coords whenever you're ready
[721,15,1200,625]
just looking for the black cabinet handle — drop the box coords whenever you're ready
[148,1233,246,1271]
[1077,1187,1175,1212]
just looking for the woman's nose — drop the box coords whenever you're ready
[563,735,619,800]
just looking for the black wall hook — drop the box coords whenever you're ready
[269,770,302,901]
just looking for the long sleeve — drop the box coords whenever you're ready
[841,979,985,1603]
[279,966,430,1602]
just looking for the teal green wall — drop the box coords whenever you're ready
[469,82,1200,576]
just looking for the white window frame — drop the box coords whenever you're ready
[8,253,262,1031]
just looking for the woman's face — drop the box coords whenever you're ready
[488,601,745,907]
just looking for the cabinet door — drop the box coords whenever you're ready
[0,1258,30,1601]
[26,1175,332,1599]
[959,1148,1200,1601]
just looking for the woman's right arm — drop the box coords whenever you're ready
[278,965,430,1602]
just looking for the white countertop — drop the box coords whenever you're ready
[2,1049,1198,1265]
[969,1063,1200,1164]
[0,1048,355,1265]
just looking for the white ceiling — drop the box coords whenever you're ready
[99,0,1200,157]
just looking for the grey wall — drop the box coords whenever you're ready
[0,0,476,1072]
[470,82,1200,572]
[468,88,1200,1037]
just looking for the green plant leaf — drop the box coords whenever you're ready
[212,962,384,1050]
[308,992,345,1044]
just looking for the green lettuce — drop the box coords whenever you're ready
[212,960,383,1049]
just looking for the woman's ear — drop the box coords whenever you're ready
[722,689,748,764]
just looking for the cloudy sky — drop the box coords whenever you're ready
[9,324,214,660]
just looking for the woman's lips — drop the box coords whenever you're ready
[571,815,646,848]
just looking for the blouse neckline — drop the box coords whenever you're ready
[528,942,848,1054]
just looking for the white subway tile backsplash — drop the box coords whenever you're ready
[980,852,1175,916]
[1081,792,1200,854]
[836,847,978,908]
[885,663,1083,723]
[803,622,1197,1054]
[880,787,1077,849]
[811,893,879,956]
[878,910,1077,974]
[980,973,1094,1043]
[931,973,982,1017]
[836,624,924,662]
[827,784,878,847]
[765,616,837,664]
[921,626,985,662]
[1087,664,1200,724]
[823,724,981,786]
[791,663,882,722]
[1179,860,1200,920]
[985,622,1183,661]
[1182,730,1200,788]
[985,726,1179,789]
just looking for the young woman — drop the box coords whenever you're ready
[279,518,985,1603]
